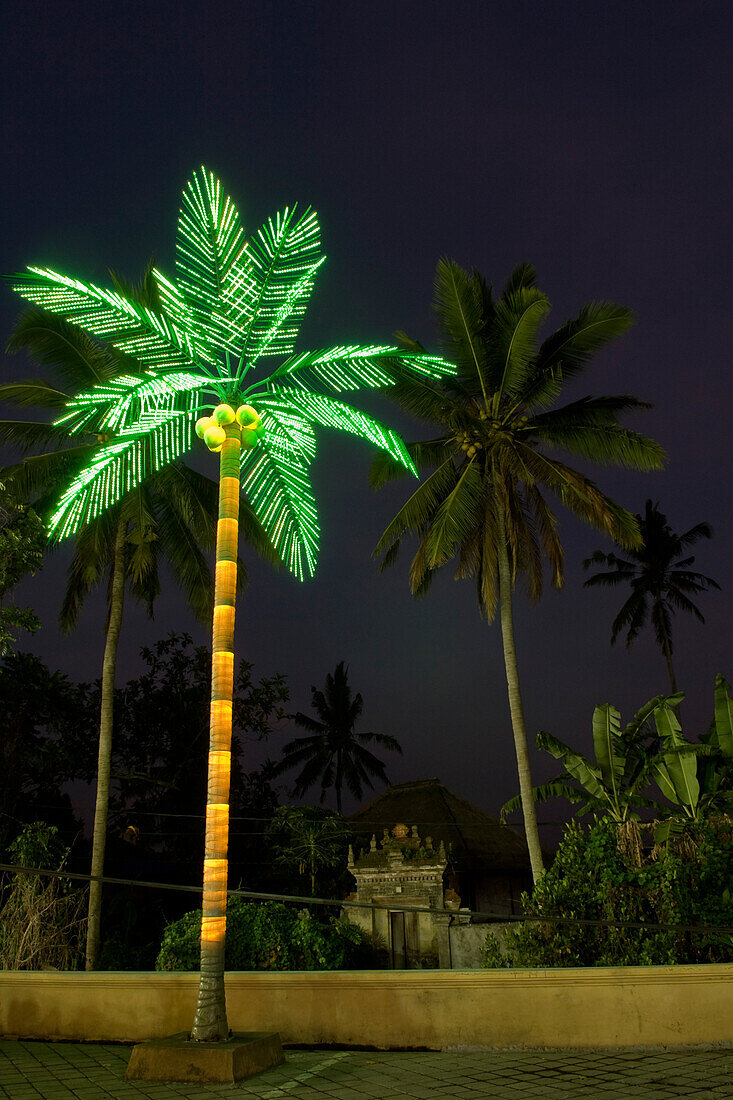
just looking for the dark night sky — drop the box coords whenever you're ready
[2,0,731,836]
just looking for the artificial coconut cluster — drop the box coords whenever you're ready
[195,403,264,452]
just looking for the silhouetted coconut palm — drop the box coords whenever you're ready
[272,661,402,812]
[373,259,664,882]
[584,500,720,693]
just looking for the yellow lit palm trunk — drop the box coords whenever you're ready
[191,421,241,1042]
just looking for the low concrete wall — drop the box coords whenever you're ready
[1,967,732,1049]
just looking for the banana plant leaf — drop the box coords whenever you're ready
[591,703,625,808]
[653,700,685,747]
[653,751,699,811]
[536,730,609,804]
[622,691,683,743]
[500,777,586,818]
[653,818,685,846]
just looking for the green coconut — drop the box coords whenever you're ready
[213,403,236,426]
[236,404,260,428]
[204,424,227,450]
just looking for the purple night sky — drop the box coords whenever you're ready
[2,0,731,836]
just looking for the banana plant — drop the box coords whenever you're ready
[5,167,454,1042]
[652,675,733,842]
[502,676,733,841]
[501,695,669,822]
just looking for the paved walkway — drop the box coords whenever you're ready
[1,1041,732,1099]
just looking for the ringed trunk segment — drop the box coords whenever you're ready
[85,515,126,971]
[191,421,242,1042]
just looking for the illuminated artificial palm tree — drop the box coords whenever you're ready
[6,167,454,1040]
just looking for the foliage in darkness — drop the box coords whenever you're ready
[269,805,352,897]
[0,652,91,853]
[87,633,288,882]
[0,481,45,654]
[483,817,733,968]
[155,898,369,972]
[0,822,86,970]
[584,499,720,693]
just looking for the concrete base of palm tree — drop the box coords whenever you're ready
[125,1031,284,1083]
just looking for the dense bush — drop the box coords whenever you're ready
[156,898,369,971]
[483,817,733,968]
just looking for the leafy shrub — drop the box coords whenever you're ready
[483,817,733,968]
[156,898,369,971]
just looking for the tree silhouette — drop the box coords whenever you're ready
[584,500,720,693]
[272,661,402,812]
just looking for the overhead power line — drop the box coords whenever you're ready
[101,808,567,827]
[1,861,732,938]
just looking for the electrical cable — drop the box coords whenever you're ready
[1,861,731,938]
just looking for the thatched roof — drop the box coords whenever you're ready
[349,778,530,874]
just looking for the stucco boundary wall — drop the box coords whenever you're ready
[2,966,732,1049]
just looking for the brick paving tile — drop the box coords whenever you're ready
[4,1042,733,1099]
[326,1086,373,1096]
[360,1086,407,1095]
[405,1089,452,1097]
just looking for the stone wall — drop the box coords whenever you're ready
[448,922,514,968]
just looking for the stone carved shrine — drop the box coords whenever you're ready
[346,824,461,967]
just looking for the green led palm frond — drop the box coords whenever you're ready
[236,206,323,366]
[173,167,251,360]
[270,345,455,392]
[49,414,194,538]
[237,254,325,368]
[55,371,213,435]
[153,271,216,367]
[241,444,318,580]
[256,399,318,464]
[10,269,197,372]
[270,386,416,474]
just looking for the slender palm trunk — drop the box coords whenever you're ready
[310,841,316,896]
[657,610,678,695]
[496,512,545,885]
[85,516,126,970]
[663,646,678,696]
[191,421,241,1042]
[336,751,342,815]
